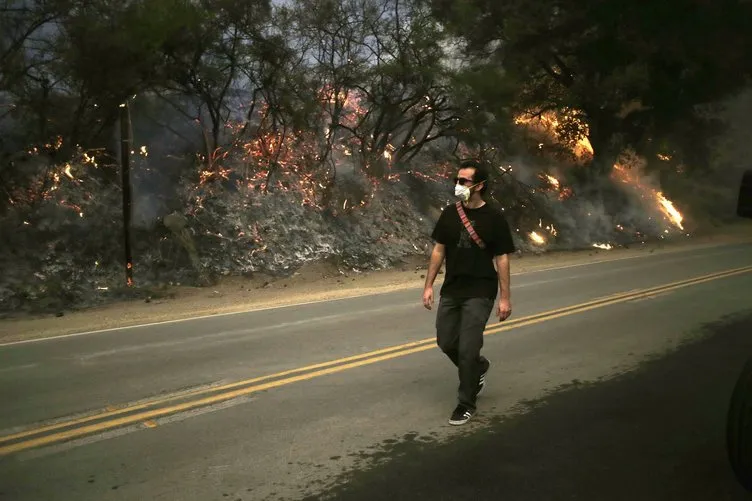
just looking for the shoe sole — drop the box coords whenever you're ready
[449,409,476,425]
[449,414,474,426]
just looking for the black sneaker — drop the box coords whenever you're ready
[449,404,475,426]
[476,359,491,397]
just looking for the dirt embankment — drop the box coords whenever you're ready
[1,222,751,345]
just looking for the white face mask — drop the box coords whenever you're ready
[456,180,484,201]
[454,183,471,201]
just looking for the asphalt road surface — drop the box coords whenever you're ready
[1,243,752,501]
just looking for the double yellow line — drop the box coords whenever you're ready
[2,265,751,456]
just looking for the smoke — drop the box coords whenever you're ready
[481,147,685,253]
[126,96,207,230]
[643,86,752,227]
[4,84,751,314]
[712,88,752,175]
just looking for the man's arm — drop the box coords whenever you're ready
[425,243,446,290]
[490,207,515,319]
[422,243,445,310]
[494,253,512,320]
[495,253,510,301]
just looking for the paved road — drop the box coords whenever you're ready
[1,243,752,500]
[302,311,752,501]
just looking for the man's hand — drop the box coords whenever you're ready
[422,287,434,310]
[497,298,512,321]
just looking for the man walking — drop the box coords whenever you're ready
[423,160,516,425]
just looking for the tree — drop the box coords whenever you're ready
[281,0,373,180]
[283,0,465,180]
[152,0,272,165]
[1,0,74,150]
[429,0,752,176]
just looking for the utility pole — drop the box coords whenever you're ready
[119,100,134,287]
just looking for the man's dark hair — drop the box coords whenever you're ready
[459,159,490,195]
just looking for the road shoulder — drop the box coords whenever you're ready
[1,225,751,344]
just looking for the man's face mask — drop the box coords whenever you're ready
[454,176,481,202]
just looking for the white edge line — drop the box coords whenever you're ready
[0,242,744,347]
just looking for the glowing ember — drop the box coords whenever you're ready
[538,219,559,236]
[576,137,594,157]
[593,243,613,250]
[558,187,574,200]
[657,153,671,161]
[64,164,75,180]
[529,231,546,245]
[199,165,232,184]
[82,153,98,167]
[544,174,560,189]
[538,172,572,201]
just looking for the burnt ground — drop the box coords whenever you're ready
[301,310,752,501]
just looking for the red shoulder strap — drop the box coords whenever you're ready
[455,201,486,249]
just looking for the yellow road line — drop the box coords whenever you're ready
[484,266,752,336]
[485,267,752,336]
[0,340,432,444]
[0,290,640,445]
[2,265,751,455]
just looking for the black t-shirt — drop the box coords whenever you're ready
[430,201,516,299]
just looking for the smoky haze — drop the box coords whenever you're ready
[1,82,747,315]
[1,0,751,315]
[1,86,746,316]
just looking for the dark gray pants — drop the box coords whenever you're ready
[436,295,494,410]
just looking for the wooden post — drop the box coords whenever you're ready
[119,100,134,287]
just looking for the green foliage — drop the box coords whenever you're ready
[430,0,752,173]
[2,0,751,179]
[6,0,752,312]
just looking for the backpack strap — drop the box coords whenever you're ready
[455,201,486,249]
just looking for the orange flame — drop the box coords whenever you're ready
[529,231,546,245]
[538,172,573,201]
[611,162,684,230]
[656,193,684,230]
[514,110,593,158]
